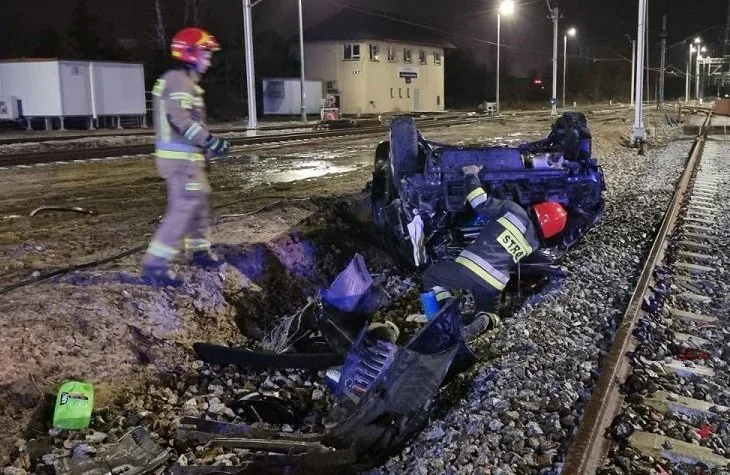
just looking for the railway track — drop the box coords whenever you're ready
[563,114,730,473]
[0,115,494,167]
[0,114,453,146]
[0,101,661,149]
[0,103,666,168]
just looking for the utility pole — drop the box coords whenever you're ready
[644,2,649,106]
[724,0,730,86]
[632,0,647,149]
[686,42,693,102]
[546,0,559,116]
[696,47,702,100]
[242,0,257,132]
[659,15,667,105]
[297,0,306,122]
[631,39,636,106]
[497,11,501,115]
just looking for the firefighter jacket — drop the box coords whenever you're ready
[454,173,541,293]
[151,69,212,163]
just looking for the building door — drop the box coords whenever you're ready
[413,88,421,111]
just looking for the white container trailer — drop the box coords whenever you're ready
[263,78,323,116]
[0,59,146,129]
[0,60,63,118]
[91,62,146,116]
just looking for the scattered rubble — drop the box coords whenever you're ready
[0,109,689,471]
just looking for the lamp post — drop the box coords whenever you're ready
[242,0,257,132]
[624,33,637,107]
[496,0,515,116]
[686,43,695,102]
[562,27,576,109]
[243,0,308,130]
[696,45,707,101]
[632,0,647,147]
[546,0,560,116]
[298,0,306,122]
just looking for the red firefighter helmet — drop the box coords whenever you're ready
[532,202,568,239]
[170,27,221,64]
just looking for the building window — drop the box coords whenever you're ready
[387,47,396,62]
[404,48,412,63]
[434,51,442,65]
[419,50,427,64]
[407,88,411,98]
[437,95,441,106]
[369,44,380,61]
[344,43,360,60]
[390,88,394,98]
[399,88,402,98]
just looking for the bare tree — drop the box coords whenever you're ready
[184,0,209,25]
[153,0,166,51]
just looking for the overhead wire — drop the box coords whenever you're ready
[328,1,558,58]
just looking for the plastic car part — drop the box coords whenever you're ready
[174,418,357,474]
[232,394,299,426]
[192,343,343,370]
[323,299,467,469]
[56,426,170,475]
[317,253,381,355]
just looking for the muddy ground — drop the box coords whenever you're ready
[0,108,684,467]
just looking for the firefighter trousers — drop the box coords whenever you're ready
[142,158,212,269]
[422,260,500,313]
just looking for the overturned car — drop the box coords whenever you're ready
[371,112,606,275]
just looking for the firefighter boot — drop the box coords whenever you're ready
[462,312,501,342]
[191,250,225,270]
[141,265,184,288]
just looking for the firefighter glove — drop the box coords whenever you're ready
[204,135,230,158]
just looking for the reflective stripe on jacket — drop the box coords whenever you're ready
[152,69,211,161]
[455,173,541,291]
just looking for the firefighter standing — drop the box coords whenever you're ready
[141,27,231,287]
[422,165,568,340]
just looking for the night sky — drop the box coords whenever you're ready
[1,0,728,77]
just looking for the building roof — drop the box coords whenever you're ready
[0,58,59,63]
[304,9,456,49]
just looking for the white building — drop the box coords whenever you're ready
[303,11,454,115]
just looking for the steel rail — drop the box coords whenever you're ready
[0,116,489,167]
[561,112,712,474]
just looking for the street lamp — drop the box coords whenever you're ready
[562,27,576,109]
[696,44,707,101]
[495,0,515,116]
[686,43,696,102]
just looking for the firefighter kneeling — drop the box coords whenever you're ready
[421,165,567,341]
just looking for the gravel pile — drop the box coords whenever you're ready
[373,128,690,474]
[598,139,730,474]
[7,362,334,473]
[3,270,420,473]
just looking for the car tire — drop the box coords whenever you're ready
[371,148,417,271]
[389,116,419,179]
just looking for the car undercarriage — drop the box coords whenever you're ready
[371,112,607,276]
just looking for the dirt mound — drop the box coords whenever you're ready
[0,191,398,466]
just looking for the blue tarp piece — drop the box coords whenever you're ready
[321,253,374,314]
